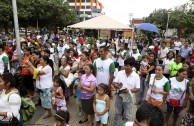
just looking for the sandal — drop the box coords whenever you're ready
[79,119,88,124]
[43,114,53,119]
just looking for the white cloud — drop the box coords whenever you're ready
[100,0,189,24]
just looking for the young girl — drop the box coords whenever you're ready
[169,55,183,77]
[93,83,110,126]
[163,51,175,79]
[52,76,67,112]
[54,110,70,126]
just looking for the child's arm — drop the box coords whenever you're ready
[93,95,98,115]
[55,88,64,99]
[189,87,194,101]
[142,85,149,101]
[99,95,110,116]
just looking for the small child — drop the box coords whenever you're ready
[139,55,149,79]
[93,83,110,126]
[74,70,84,116]
[52,76,67,112]
[54,110,70,126]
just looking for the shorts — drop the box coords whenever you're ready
[167,101,182,115]
[95,113,109,124]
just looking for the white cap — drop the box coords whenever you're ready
[124,122,134,126]
[52,43,55,46]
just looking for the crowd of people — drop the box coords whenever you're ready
[0,32,194,126]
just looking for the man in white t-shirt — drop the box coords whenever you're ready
[113,57,140,126]
[94,46,115,97]
[158,42,169,65]
[96,39,106,48]
[174,39,182,55]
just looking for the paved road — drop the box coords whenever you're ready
[27,94,188,126]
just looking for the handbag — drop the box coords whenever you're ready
[1,113,20,126]
[148,76,163,108]
[169,79,186,107]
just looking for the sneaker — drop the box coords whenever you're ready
[78,112,82,117]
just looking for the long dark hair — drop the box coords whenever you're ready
[85,64,95,75]
[148,52,156,62]
[1,73,16,89]
[166,51,175,60]
[188,65,194,80]
[176,68,186,77]
[53,75,67,95]
[42,55,54,76]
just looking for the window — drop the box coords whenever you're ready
[79,11,84,15]
[86,6,91,9]
[85,11,91,15]
[81,6,85,9]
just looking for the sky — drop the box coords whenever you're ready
[99,0,189,25]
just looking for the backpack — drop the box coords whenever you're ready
[20,97,36,123]
[8,91,36,123]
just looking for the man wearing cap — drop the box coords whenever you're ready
[0,44,10,74]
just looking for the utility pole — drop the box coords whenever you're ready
[165,11,171,40]
[129,13,133,26]
[12,0,22,65]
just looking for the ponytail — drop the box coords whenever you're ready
[53,75,67,95]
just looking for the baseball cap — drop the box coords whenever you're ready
[7,40,13,45]
[132,46,137,50]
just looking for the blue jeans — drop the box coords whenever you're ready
[114,95,132,126]
[137,77,146,103]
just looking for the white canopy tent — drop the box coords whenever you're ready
[67,15,132,30]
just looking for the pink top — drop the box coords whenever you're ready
[80,74,96,99]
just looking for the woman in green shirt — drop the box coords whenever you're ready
[169,55,183,77]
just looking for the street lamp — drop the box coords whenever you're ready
[129,13,133,26]
[165,11,171,40]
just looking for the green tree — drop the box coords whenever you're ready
[144,0,194,38]
[144,9,169,36]
[0,0,79,34]
[0,0,13,33]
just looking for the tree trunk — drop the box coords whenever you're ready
[4,25,9,34]
[25,27,27,35]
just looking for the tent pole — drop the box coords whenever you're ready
[98,30,100,39]
[131,28,134,47]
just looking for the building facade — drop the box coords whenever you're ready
[67,0,103,21]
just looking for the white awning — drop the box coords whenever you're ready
[68,15,132,30]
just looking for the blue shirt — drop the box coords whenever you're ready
[180,47,191,58]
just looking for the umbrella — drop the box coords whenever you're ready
[136,23,159,33]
